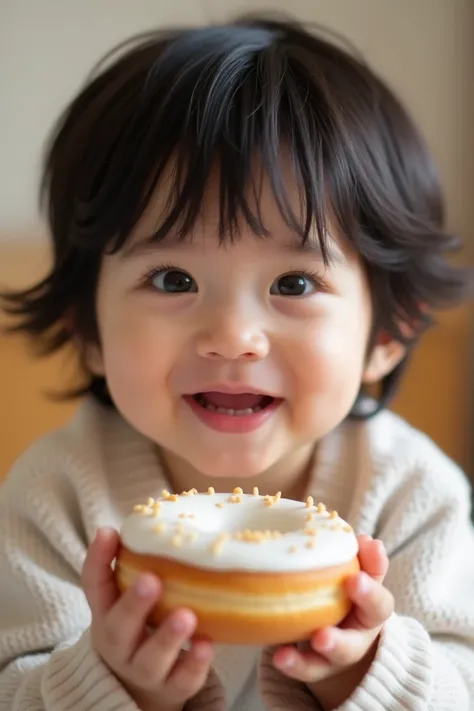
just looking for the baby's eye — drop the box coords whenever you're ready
[149,268,197,293]
[270,273,319,297]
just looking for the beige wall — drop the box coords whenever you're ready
[2,0,473,245]
[1,1,473,474]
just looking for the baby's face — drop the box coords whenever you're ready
[90,175,392,480]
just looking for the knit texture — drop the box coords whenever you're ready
[1,398,473,710]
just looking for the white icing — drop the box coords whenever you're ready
[120,492,358,572]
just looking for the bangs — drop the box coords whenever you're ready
[46,24,360,264]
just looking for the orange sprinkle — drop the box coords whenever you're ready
[167,494,179,502]
[329,510,338,520]
[179,513,187,519]
[207,487,215,495]
[306,540,316,549]
[306,496,314,509]
[288,546,297,553]
[305,528,318,536]
[234,528,269,544]
[211,532,230,555]
[253,487,259,496]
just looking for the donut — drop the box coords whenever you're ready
[116,488,360,645]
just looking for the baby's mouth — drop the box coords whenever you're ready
[192,392,276,417]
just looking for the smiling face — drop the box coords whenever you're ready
[87,170,404,488]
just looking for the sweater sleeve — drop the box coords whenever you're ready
[329,452,474,710]
[0,456,140,711]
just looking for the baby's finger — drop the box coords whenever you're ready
[130,608,197,685]
[273,645,330,683]
[165,639,214,698]
[102,574,161,662]
[346,572,394,629]
[82,528,121,617]
[357,537,388,583]
[311,626,378,667]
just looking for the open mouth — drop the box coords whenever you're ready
[192,392,276,417]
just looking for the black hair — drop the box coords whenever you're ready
[1,15,471,417]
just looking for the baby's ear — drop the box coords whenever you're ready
[84,342,105,376]
[362,332,407,385]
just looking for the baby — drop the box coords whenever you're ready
[1,15,473,711]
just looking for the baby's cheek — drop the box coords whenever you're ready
[101,320,172,414]
[288,332,365,433]
[294,324,364,387]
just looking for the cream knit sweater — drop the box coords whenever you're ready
[0,398,474,711]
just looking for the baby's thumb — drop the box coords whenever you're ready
[82,528,121,617]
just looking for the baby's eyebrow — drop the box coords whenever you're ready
[290,239,346,265]
[120,233,346,265]
[120,234,190,260]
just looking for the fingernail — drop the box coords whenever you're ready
[357,572,372,595]
[134,576,155,597]
[278,651,295,669]
[170,612,194,634]
[318,638,334,652]
[95,527,113,543]
[375,540,386,555]
[193,643,213,661]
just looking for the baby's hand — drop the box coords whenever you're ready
[82,528,214,711]
[273,535,394,708]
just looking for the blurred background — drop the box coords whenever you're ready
[1,0,473,477]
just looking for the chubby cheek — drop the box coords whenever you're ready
[287,317,368,437]
[99,308,177,435]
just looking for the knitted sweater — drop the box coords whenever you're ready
[0,399,473,711]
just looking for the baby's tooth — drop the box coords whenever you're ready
[202,402,262,416]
